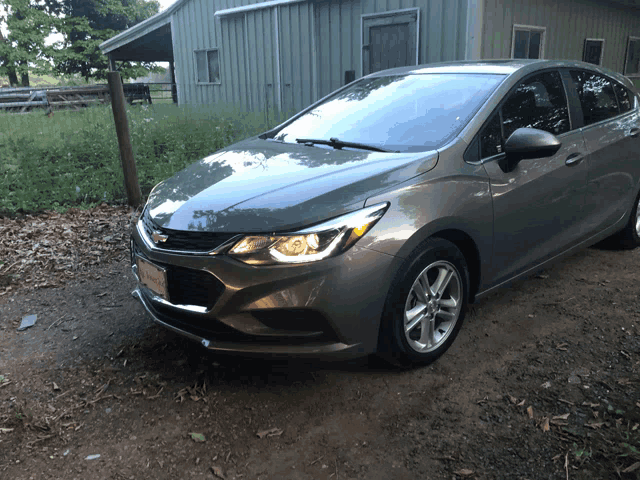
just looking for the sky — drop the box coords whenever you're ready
[157,0,175,12]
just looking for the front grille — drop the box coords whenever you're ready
[167,265,225,309]
[141,210,238,253]
[132,237,224,309]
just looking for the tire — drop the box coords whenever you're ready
[377,238,469,367]
[611,190,640,250]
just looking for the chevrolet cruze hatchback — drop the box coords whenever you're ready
[131,60,640,366]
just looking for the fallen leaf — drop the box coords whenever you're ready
[508,394,518,404]
[0,428,14,433]
[210,465,225,479]
[527,406,534,419]
[623,462,640,473]
[517,399,526,407]
[553,413,570,421]
[256,427,283,438]
[541,417,550,432]
[53,382,60,391]
[540,381,552,389]
[582,402,600,408]
[453,469,474,476]
[585,422,606,429]
[189,432,206,443]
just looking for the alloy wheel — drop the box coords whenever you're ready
[403,260,463,353]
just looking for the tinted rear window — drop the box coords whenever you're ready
[273,73,505,152]
[570,70,620,125]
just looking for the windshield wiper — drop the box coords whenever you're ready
[296,137,397,153]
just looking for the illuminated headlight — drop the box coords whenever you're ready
[227,202,389,265]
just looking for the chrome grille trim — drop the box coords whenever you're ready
[137,217,242,256]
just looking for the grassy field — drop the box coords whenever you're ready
[0,104,279,214]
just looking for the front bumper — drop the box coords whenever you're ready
[130,221,400,359]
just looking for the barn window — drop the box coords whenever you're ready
[511,25,545,59]
[194,49,221,84]
[624,36,640,76]
[583,39,604,66]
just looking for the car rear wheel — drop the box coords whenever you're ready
[611,190,640,249]
[377,238,469,367]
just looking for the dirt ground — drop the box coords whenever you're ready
[1,206,639,480]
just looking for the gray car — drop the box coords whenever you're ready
[130,59,640,366]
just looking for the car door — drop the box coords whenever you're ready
[480,70,589,285]
[570,70,640,232]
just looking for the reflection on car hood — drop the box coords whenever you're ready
[146,138,438,232]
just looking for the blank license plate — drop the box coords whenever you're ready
[136,257,169,301]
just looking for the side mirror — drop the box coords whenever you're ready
[504,127,562,160]
[499,128,562,173]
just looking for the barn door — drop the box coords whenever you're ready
[362,10,418,76]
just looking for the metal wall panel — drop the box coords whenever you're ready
[278,2,316,114]
[313,0,468,99]
[481,0,640,74]
[245,8,279,113]
[171,0,470,110]
[171,0,264,106]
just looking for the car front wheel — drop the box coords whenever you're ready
[378,238,469,367]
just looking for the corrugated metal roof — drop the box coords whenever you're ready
[99,0,185,54]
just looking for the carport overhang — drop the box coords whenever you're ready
[99,1,187,65]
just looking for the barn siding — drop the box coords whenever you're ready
[169,0,640,113]
[481,0,640,74]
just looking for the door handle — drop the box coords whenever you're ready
[565,152,583,166]
[630,127,640,138]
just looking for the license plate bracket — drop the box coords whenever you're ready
[136,256,169,301]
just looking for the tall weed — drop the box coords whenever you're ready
[0,103,278,214]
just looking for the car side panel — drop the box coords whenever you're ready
[482,130,588,286]
[581,109,640,233]
[361,143,494,293]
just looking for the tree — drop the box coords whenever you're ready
[50,0,161,81]
[0,0,55,86]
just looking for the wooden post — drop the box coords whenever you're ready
[107,71,142,207]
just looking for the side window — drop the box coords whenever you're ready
[570,71,619,125]
[195,49,221,84]
[501,71,570,141]
[613,83,633,114]
[480,113,503,159]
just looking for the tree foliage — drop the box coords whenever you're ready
[0,0,55,86]
[49,0,161,81]
[0,0,160,86]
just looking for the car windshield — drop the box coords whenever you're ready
[273,73,506,152]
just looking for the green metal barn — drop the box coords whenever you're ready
[100,0,640,113]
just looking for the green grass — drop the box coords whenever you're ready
[0,103,283,214]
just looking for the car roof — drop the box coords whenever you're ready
[370,59,636,90]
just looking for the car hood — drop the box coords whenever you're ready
[146,138,438,232]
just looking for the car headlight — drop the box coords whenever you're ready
[227,202,389,265]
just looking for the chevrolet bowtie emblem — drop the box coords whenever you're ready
[152,231,169,244]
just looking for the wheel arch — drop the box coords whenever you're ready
[430,229,482,303]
